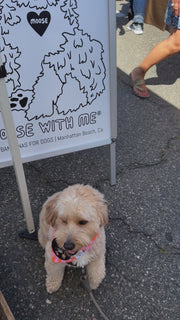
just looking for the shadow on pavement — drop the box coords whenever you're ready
[146,53,180,86]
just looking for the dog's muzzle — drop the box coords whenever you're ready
[51,232,98,264]
[52,238,77,260]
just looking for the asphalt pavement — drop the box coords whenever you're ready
[0,1,180,319]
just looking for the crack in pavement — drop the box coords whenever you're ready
[161,135,180,160]
[109,216,180,256]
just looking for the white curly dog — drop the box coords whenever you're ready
[38,184,108,293]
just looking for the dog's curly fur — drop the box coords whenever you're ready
[38,184,108,293]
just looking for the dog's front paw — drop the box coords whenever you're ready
[88,276,105,290]
[86,257,106,290]
[46,277,62,294]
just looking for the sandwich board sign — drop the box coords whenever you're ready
[0,0,117,178]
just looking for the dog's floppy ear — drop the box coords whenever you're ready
[80,185,108,227]
[96,196,108,227]
[43,193,60,227]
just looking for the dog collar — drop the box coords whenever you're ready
[51,233,98,264]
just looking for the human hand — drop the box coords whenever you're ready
[171,0,180,17]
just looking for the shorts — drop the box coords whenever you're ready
[165,0,180,29]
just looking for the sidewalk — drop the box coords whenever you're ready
[0,1,180,319]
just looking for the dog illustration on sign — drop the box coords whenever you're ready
[0,0,106,120]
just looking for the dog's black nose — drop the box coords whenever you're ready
[64,241,75,250]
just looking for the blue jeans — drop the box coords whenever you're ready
[133,0,147,24]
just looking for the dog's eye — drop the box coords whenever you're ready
[79,220,88,225]
[61,218,67,224]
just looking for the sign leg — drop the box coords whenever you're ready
[0,59,35,234]
[109,140,116,186]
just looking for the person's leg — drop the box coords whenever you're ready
[128,0,146,35]
[139,29,180,72]
[128,0,134,21]
[133,0,146,24]
[131,29,180,97]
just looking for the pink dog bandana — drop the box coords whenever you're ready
[51,233,98,264]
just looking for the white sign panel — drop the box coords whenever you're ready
[0,0,116,167]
